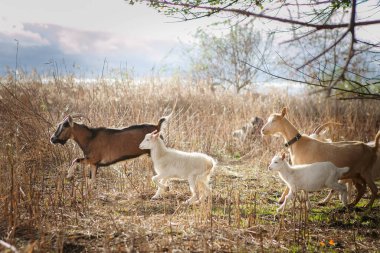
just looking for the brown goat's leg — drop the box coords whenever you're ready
[279,187,289,204]
[363,175,378,208]
[349,179,366,207]
[88,165,97,187]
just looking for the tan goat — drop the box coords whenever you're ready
[261,108,380,208]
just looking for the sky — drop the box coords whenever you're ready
[0,0,215,77]
[1,0,380,78]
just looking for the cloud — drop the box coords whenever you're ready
[0,22,184,76]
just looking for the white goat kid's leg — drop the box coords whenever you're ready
[67,163,77,179]
[152,178,168,199]
[67,158,82,179]
[339,188,348,206]
[319,190,334,205]
[151,175,167,200]
[277,190,293,213]
[197,179,211,203]
[327,181,348,206]
[305,192,311,210]
[185,176,199,204]
[279,187,289,203]
[152,175,167,189]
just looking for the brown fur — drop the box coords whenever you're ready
[261,107,380,208]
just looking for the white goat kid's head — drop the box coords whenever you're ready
[268,153,286,171]
[139,130,160,150]
[261,108,287,136]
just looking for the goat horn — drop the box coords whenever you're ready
[164,99,178,120]
[313,122,341,134]
[71,114,91,123]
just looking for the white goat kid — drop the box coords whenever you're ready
[139,130,216,204]
[268,154,349,213]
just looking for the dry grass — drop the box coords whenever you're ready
[0,73,379,252]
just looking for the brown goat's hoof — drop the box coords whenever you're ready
[336,206,348,213]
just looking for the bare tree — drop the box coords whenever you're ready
[188,21,273,93]
[133,0,380,99]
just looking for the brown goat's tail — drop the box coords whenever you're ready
[157,99,177,131]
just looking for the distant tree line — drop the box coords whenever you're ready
[130,0,380,100]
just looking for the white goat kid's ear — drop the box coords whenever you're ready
[152,131,160,139]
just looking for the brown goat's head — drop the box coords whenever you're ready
[50,115,74,145]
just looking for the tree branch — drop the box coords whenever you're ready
[146,0,380,29]
[241,60,380,100]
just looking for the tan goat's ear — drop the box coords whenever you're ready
[281,107,287,118]
[281,153,286,160]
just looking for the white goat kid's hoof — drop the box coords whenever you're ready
[184,197,199,205]
[151,195,162,200]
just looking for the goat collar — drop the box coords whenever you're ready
[284,133,302,148]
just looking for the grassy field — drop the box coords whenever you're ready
[0,74,380,252]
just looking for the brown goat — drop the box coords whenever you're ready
[50,109,174,185]
[261,107,380,208]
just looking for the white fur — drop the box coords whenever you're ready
[310,129,354,204]
[139,132,216,204]
[268,155,349,213]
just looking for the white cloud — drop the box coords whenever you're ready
[0,19,49,46]
[0,0,207,74]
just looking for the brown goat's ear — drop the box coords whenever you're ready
[67,115,74,127]
[281,153,286,160]
[281,107,287,118]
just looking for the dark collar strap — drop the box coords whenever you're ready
[285,133,302,148]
